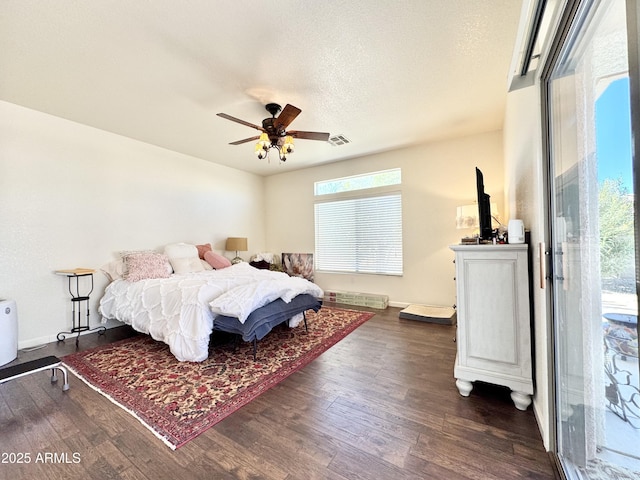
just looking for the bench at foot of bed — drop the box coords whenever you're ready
[232,311,309,360]
[212,294,321,360]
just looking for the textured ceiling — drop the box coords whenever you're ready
[0,0,524,176]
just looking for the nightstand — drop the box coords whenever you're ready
[55,269,106,345]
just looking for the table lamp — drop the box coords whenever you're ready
[456,204,479,230]
[226,237,248,264]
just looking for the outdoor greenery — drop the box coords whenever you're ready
[599,177,635,289]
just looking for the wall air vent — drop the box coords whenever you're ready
[328,135,351,147]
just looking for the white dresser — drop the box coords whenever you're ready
[449,244,533,410]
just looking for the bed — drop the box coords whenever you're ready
[99,249,323,362]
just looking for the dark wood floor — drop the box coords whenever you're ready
[0,305,556,480]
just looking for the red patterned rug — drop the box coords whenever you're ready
[62,306,374,449]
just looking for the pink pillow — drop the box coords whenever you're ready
[204,251,232,269]
[196,243,212,259]
[123,253,172,282]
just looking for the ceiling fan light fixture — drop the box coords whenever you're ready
[283,135,295,154]
[254,143,267,159]
[258,132,270,148]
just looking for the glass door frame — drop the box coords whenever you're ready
[540,0,640,477]
[539,1,582,475]
[628,0,640,302]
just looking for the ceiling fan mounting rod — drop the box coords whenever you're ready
[265,103,282,117]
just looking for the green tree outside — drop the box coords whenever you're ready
[599,177,635,290]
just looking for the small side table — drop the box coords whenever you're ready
[55,269,106,345]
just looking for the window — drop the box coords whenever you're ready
[314,169,403,275]
[314,168,401,196]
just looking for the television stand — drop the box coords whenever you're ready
[449,244,533,410]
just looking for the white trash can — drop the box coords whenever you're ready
[0,299,18,366]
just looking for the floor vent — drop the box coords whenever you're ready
[323,290,388,309]
[328,134,350,146]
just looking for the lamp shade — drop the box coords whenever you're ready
[456,204,479,229]
[225,237,248,252]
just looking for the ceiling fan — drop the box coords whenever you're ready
[217,103,330,161]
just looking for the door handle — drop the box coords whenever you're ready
[539,242,546,288]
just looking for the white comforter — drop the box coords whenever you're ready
[98,262,323,362]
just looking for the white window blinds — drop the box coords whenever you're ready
[314,192,403,275]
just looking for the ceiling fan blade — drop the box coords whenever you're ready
[217,113,264,131]
[274,104,301,130]
[229,136,261,145]
[288,131,330,141]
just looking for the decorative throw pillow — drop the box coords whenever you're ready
[123,252,172,282]
[196,243,212,259]
[118,249,157,259]
[164,243,204,274]
[200,259,213,270]
[168,256,203,274]
[204,250,232,269]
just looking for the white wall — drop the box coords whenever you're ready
[0,101,265,348]
[264,131,505,307]
[504,85,551,448]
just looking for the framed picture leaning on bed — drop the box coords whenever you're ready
[282,253,314,282]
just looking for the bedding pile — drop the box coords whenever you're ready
[99,262,323,362]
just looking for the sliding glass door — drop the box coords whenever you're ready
[545,0,640,478]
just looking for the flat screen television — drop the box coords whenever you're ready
[476,167,493,241]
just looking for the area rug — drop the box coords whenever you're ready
[62,306,374,449]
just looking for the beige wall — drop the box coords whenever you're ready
[504,84,551,448]
[0,101,266,348]
[264,131,505,307]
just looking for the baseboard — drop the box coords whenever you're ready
[532,397,551,451]
[389,301,410,308]
[18,319,121,350]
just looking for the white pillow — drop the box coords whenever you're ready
[164,243,204,274]
[170,256,204,274]
[100,260,125,282]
